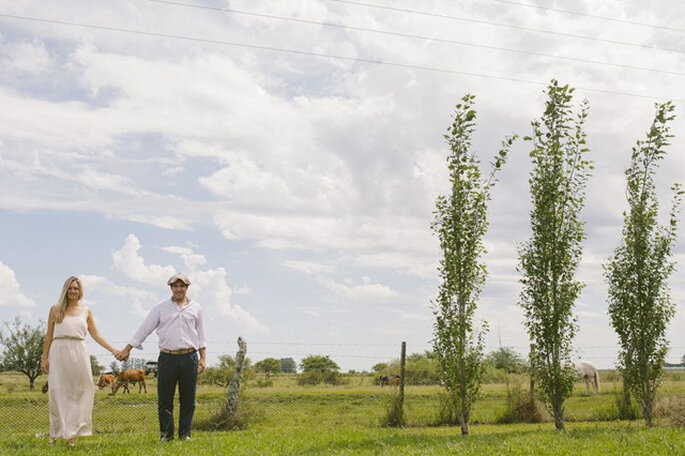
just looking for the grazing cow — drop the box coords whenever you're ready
[41,382,49,394]
[145,361,158,378]
[110,369,147,395]
[97,373,115,390]
[575,361,600,395]
[380,374,401,387]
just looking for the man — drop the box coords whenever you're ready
[117,273,206,441]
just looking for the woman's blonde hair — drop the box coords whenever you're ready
[54,276,83,324]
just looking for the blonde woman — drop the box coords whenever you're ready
[41,276,119,448]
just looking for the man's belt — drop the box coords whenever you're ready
[160,348,197,355]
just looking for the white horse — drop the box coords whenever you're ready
[575,361,600,394]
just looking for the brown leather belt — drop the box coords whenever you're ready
[160,348,196,355]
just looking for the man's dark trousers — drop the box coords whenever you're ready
[157,351,198,439]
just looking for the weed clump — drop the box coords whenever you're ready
[381,390,405,427]
[498,384,547,424]
[655,397,685,427]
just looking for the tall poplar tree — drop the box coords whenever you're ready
[518,81,592,431]
[432,94,515,435]
[604,101,681,427]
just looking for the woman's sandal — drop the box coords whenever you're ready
[48,437,57,445]
[67,439,76,448]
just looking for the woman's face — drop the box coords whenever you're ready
[67,280,81,303]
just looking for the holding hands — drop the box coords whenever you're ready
[115,345,131,362]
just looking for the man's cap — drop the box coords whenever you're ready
[167,273,191,286]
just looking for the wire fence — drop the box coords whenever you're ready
[2,341,684,436]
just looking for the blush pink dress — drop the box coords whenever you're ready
[48,307,94,439]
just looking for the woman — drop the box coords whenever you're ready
[41,276,119,448]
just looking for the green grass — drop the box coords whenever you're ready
[1,422,683,455]
[0,371,683,454]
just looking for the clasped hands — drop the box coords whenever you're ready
[113,347,131,362]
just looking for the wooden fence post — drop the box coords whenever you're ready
[399,341,406,407]
[225,337,247,420]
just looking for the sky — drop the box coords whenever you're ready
[0,0,684,371]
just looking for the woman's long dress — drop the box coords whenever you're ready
[48,307,94,439]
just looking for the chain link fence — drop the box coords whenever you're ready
[1,342,684,435]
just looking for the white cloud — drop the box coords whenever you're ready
[282,260,334,275]
[0,40,54,73]
[112,234,176,284]
[111,235,267,332]
[0,261,36,307]
[161,246,207,270]
[317,276,401,303]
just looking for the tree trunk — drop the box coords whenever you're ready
[643,381,653,427]
[29,378,35,391]
[225,337,247,420]
[552,394,565,431]
[461,405,470,435]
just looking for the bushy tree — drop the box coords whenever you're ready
[605,101,681,427]
[122,357,147,371]
[432,94,514,435]
[299,355,339,373]
[254,357,281,377]
[90,355,103,376]
[372,362,388,373]
[0,318,45,391]
[518,80,592,431]
[485,347,527,374]
[280,357,297,373]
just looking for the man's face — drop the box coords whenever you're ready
[171,281,188,302]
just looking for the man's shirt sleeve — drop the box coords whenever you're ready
[128,305,160,350]
[196,306,207,350]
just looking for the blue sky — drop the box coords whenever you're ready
[1,0,684,371]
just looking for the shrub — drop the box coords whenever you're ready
[296,370,346,386]
[614,389,639,420]
[254,377,273,388]
[655,397,685,427]
[196,390,254,431]
[433,391,460,426]
[498,384,547,424]
[381,390,404,427]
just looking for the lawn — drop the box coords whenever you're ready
[0,370,683,454]
[0,422,683,455]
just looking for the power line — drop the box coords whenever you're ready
[330,0,685,55]
[489,0,685,33]
[146,0,685,77]
[1,13,683,104]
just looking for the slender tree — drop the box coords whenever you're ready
[0,318,45,391]
[604,101,681,427]
[518,80,592,431]
[432,94,515,435]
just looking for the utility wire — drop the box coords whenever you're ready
[1,13,683,103]
[146,0,685,77]
[330,0,685,55]
[489,0,685,33]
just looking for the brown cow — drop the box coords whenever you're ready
[97,373,115,390]
[380,375,401,387]
[110,369,147,395]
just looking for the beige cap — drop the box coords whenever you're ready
[167,273,191,286]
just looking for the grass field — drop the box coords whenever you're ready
[0,371,683,454]
[1,422,683,455]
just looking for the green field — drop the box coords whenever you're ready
[0,371,683,454]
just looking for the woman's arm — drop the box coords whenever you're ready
[87,310,118,356]
[41,307,56,374]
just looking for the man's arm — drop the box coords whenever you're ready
[197,306,206,373]
[198,347,206,373]
[117,305,160,361]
